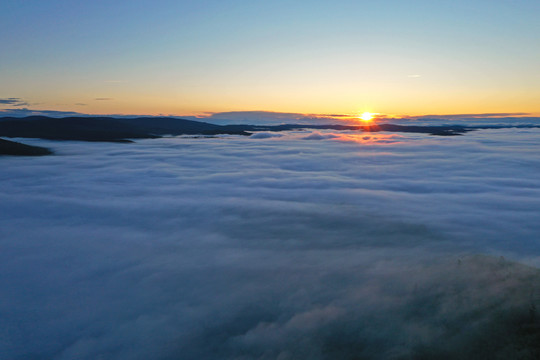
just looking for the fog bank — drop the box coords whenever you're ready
[1,128,540,359]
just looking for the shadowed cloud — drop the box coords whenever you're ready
[0,97,28,106]
[0,108,84,117]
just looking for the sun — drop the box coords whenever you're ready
[359,112,374,122]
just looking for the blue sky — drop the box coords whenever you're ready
[1,0,539,117]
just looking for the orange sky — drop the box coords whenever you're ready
[1,2,539,119]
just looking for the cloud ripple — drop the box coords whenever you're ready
[1,128,540,359]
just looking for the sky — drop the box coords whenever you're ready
[2,128,540,358]
[1,0,540,118]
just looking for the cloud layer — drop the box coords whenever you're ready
[1,128,540,359]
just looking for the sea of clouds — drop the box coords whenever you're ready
[2,128,540,359]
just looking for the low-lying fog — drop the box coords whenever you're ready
[2,128,540,359]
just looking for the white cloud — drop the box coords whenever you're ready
[301,131,339,140]
[1,128,540,359]
[250,132,284,139]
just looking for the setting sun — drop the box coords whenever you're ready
[360,112,374,122]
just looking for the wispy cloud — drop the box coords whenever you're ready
[0,108,83,117]
[0,97,29,106]
[94,98,113,101]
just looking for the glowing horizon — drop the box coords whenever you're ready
[1,1,539,119]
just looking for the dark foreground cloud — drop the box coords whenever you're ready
[1,128,540,359]
[188,255,540,360]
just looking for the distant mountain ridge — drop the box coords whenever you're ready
[0,116,250,142]
[6,114,536,145]
[4,115,540,156]
[0,115,473,143]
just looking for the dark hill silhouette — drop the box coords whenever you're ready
[0,115,481,143]
[0,116,152,142]
[232,123,470,136]
[0,116,251,142]
[116,117,222,135]
[0,138,52,156]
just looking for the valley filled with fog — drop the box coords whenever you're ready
[2,127,540,359]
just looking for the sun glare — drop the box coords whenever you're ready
[359,112,374,122]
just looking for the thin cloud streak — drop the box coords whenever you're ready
[0,97,29,106]
[0,108,84,117]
